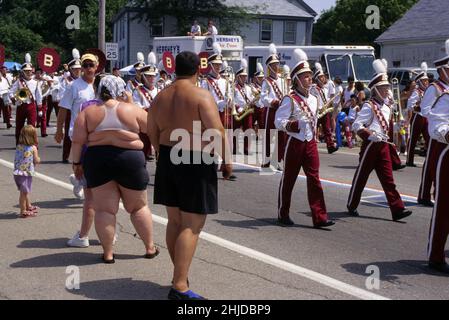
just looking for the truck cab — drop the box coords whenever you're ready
[153,35,244,71]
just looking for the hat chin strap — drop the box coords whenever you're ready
[210,65,220,77]
[293,74,308,96]
[418,80,427,90]
[442,68,449,82]
[268,64,278,78]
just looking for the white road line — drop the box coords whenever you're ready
[233,161,418,202]
[317,148,424,166]
[0,158,389,300]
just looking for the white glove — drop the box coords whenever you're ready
[368,132,383,142]
[38,111,43,117]
[237,107,243,113]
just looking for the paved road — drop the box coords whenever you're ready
[0,119,448,300]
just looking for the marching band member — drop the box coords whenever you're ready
[381,59,406,171]
[126,52,146,105]
[55,49,82,163]
[406,62,430,167]
[275,49,335,228]
[311,62,338,154]
[0,65,13,129]
[250,63,265,134]
[233,58,255,155]
[138,52,160,160]
[35,68,52,137]
[426,40,449,274]
[418,40,449,208]
[46,72,61,128]
[9,53,42,145]
[261,43,285,169]
[201,42,230,127]
[157,61,172,90]
[201,43,237,181]
[346,59,412,220]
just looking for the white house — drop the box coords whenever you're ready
[376,0,449,68]
[112,0,317,68]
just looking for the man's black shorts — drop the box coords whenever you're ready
[154,145,218,214]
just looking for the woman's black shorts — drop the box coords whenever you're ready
[154,145,218,215]
[83,145,149,190]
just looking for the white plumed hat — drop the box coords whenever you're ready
[368,59,389,89]
[290,48,311,79]
[434,39,449,68]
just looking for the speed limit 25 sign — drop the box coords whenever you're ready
[105,43,119,61]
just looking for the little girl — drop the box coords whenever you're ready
[14,125,41,218]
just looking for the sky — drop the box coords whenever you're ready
[304,0,337,18]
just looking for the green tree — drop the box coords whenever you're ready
[70,0,128,52]
[0,0,126,65]
[132,0,258,35]
[313,0,418,48]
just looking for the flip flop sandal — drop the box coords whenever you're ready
[144,246,160,259]
[28,205,39,212]
[19,211,37,218]
[102,254,115,264]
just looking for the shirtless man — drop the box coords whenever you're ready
[148,51,232,300]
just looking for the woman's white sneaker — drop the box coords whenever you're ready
[67,231,89,248]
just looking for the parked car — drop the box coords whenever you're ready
[388,67,438,91]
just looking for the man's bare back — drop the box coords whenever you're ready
[148,78,224,152]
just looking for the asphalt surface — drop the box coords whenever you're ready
[1,117,448,300]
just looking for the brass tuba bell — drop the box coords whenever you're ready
[14,87,32,103]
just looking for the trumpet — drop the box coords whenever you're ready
[14,87,32,104]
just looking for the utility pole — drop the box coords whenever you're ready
[98,0,106,52]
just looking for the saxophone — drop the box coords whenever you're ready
[317,94,340,119]
[234,85,259,121]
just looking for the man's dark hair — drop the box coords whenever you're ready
[348,76,355,83]
[175,51,200,77]
[355,81,364,92]
[334,76,342,85]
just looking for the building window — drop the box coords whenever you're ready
[260,19,272,42]
[284,21,296,44]
[150,18,163,37]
